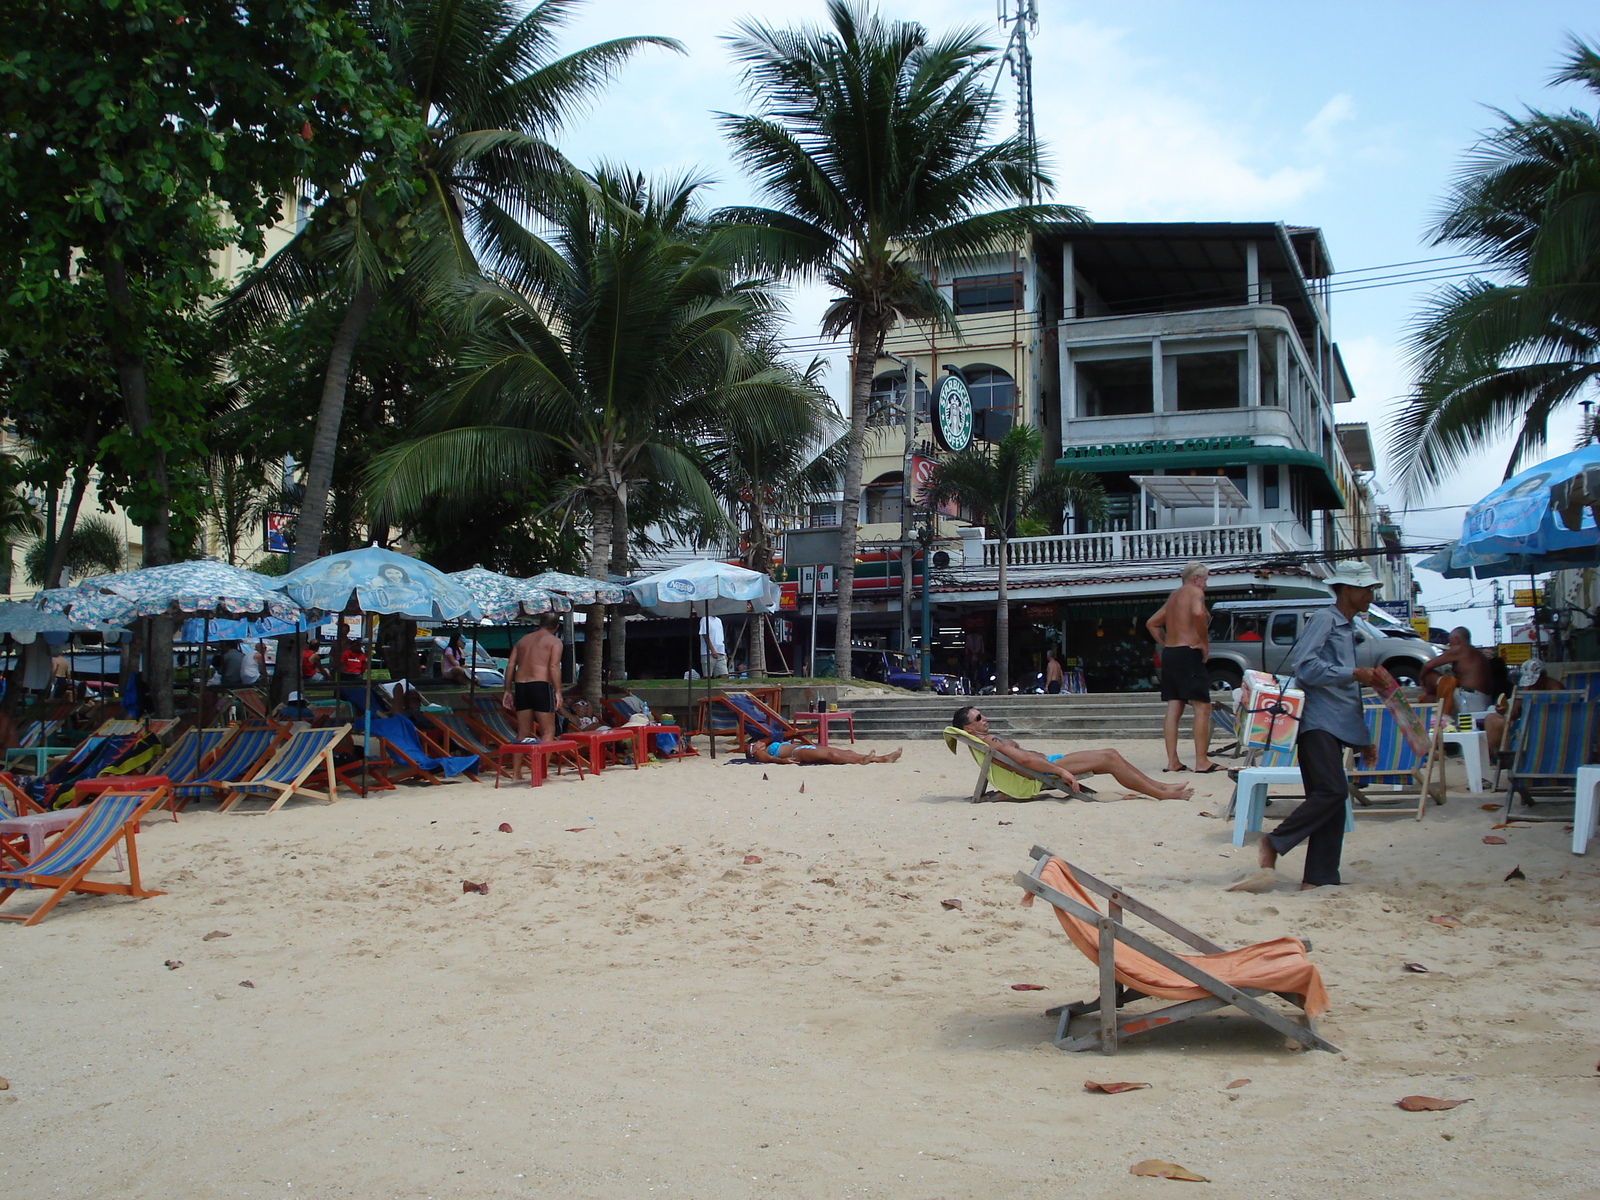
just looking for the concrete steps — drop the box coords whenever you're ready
[842,693,1197,741]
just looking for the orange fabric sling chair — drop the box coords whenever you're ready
[1015,845,1336,1055]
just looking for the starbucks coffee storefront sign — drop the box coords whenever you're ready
[1061,435,1252,461]
[933,374,973,452]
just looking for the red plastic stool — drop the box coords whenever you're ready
[492,741,587,788]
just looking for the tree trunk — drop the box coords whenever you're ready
[995,538,1010,694]
[43,465,89,588]
[607,492,628,683]
[291,286,376,569]
[582,496,613,707]
[833,318,883,678]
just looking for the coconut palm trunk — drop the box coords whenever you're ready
[607,492,628,683]
[582,494,613,706]
[832,320,880,676]
[292,286,375,569]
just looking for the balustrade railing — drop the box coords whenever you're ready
[979,524,1281,568]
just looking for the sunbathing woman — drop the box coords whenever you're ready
[954,705,1193,800]
[751,739,902,766]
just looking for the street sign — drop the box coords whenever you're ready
[933,374,973,452]
[1513,588,1543,607]
[798,565,836,594]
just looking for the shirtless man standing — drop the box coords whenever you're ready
[954,706,1193,800]
[1421,627,1495,715]
[1146,561,1217,773]
[504,614,565,742]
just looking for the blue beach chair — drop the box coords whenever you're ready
[218,725,351,813]
[365,716,477,784]
[1504,690,1595,821]
[1346,699,1445,818]
[170,727,282,809]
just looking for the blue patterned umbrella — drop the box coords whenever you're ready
[39,561,305,624]
[0,601,122,643]
[524,570,631,606]
[446,567,570,622]
[276,546,480,620]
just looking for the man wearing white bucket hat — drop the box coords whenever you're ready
[1259,559,1383,888]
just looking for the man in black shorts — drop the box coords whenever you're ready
[1146,561,1217,773]
[504,614,564,742]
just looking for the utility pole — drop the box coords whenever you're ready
[998,0,1039,198]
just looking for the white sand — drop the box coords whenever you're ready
[3,738,1597,1199]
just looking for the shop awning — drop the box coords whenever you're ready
[1057,443,1343,508]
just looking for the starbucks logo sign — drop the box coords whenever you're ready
[934,374,973,452]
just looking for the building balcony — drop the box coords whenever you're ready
[968,523,1303,571]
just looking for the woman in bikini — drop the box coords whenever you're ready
[751,740,902,766]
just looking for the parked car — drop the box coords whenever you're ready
[1199,599,1444,692]
[826,648,966,694]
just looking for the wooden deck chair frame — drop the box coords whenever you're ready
[423,713,497,765]
[1016,846,1338,1055]
[170,727,283,811]
[1346,700,1447,820]
[714,692,814,754]
[943,726,1093,802]
[0,785,171,926]
[1503,690,1597,822]
[218,725,350,814]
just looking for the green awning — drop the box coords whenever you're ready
[1056,445,1343,509]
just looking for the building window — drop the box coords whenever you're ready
[863,474,904,525]
[962,365,1015,441]
[952,274,1022,314]
[1077,354,1153,416]
[869,371,930,425]
[1259,337,1279,406]
[809,503,839,528]
[1262,464,1280,509]
[1167,349,1243,410]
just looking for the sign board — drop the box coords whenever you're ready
[1061,434,1251,461]
[1410,617,1432,640]
[1498,641,1533,665]
[264,512,294,554]
[783,528,841,568]
[1021,604,1057,620]
[1513,588,1543,607]
[1374,599,1411,621]
[933,374,973,452]
[797,565,836,595]
[910,454,959,517]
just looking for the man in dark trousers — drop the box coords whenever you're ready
[1259,560,1382,889]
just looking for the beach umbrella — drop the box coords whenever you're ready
[1453,444,1600,568]
[1416,542,1600,580]
[523,570,631,606]
[446,567,570,621]
[275,546,479,622]
[177,615,318,644]
[0,601,122,644]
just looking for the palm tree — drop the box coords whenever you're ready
[228,0,678,569]
[1393,37,1600,495]
[716,0,1085,675]
[23,514,125,586]
[922,425,1103,692]
[365,169,822,702]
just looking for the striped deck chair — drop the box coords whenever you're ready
[151,727,234,785]
[218,725,350,814]
[1504,690,1596,821]
[364,716,477,785]
[4,719,73,775]
[26,735,147,810]
[91,719,145,737]
[0,785,171,926]
[473,707,519,745]
[711,692,814,754]
[170,727,282,810]
[424,712,498,761]
[1346,699,1445,819]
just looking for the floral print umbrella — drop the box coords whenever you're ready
[524,570,631,606]
[276,546,480,620]
[39,561,306,625]
[445,567,570,622]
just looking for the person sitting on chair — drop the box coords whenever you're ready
[750,740,902,766]
[1485,657,1563,756]
[953,705,1193,800]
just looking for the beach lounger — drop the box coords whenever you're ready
[0,785,171,925]
[170,727,281,809]
[365,716,477,785]
[151,727,234,785]
[25,734,158,810]
[3,719,76,775]
[218,726,350,814]
[90,719,145,738]
[424,712,498,762]
[1016,846,1337,1055]
[705,692,814,754]
[472,706,519,745]
[942,725,1093,801]
[1503,690,1595,821]
[1346,699,1446,818]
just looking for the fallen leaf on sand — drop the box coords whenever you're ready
[498,823,513,833]
[812,877,836,887]
[1085,1080,1148,1093]
[1402,962,1431,973]
[565,827,588,833]
[1482,835,1506,844]
[1428,914,1464,927]
[1504,865,1526,881]
[919,860,937,866]
[1197,811,1215,818]
[1479,803,1500,811]
[997,820,1013,825]
[798,782,805,794]
[462,880,489,895]
[1226,1079,1251,1089]
[1011,983,1046,991]
[1396,1095,1471,1111]
[0,1077,8,1090]
[743,854,762,864]
[1129,1159,1207,1181]
[239,980,255,989]
[1226,869,1279,894]
[202,930,230,941]
[761,773,768,780]
[940,898,963,910]
[164,960,183,970]
[1491,822,1532,829]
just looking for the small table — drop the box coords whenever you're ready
[1572,766,1600,855]
[76,775,177,820]
[0,808,100,863]
[565,728,639,774]
[794,711,854,747]
[492,740,586,788]
[625,724,687,763]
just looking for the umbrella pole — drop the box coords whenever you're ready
[467,624,477,711]
[363,612,374,796]
[198,620,209,755]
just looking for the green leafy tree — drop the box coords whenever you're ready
[716,0,1085,675]
[1394,37,1600,493]
[23,515,126,586]
[226,0,678,570]
[366,168,821,702]
[922,425,1103,692]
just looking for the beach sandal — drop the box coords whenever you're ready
[1195,764,1223,774]
[1162,765,1190,772]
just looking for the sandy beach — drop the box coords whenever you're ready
[3,736,1597,1200]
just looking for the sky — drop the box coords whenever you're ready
[550,0,1600,642]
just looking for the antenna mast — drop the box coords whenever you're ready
[998,0,1039,197]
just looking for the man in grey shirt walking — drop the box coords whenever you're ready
[1259,561,1382,888]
